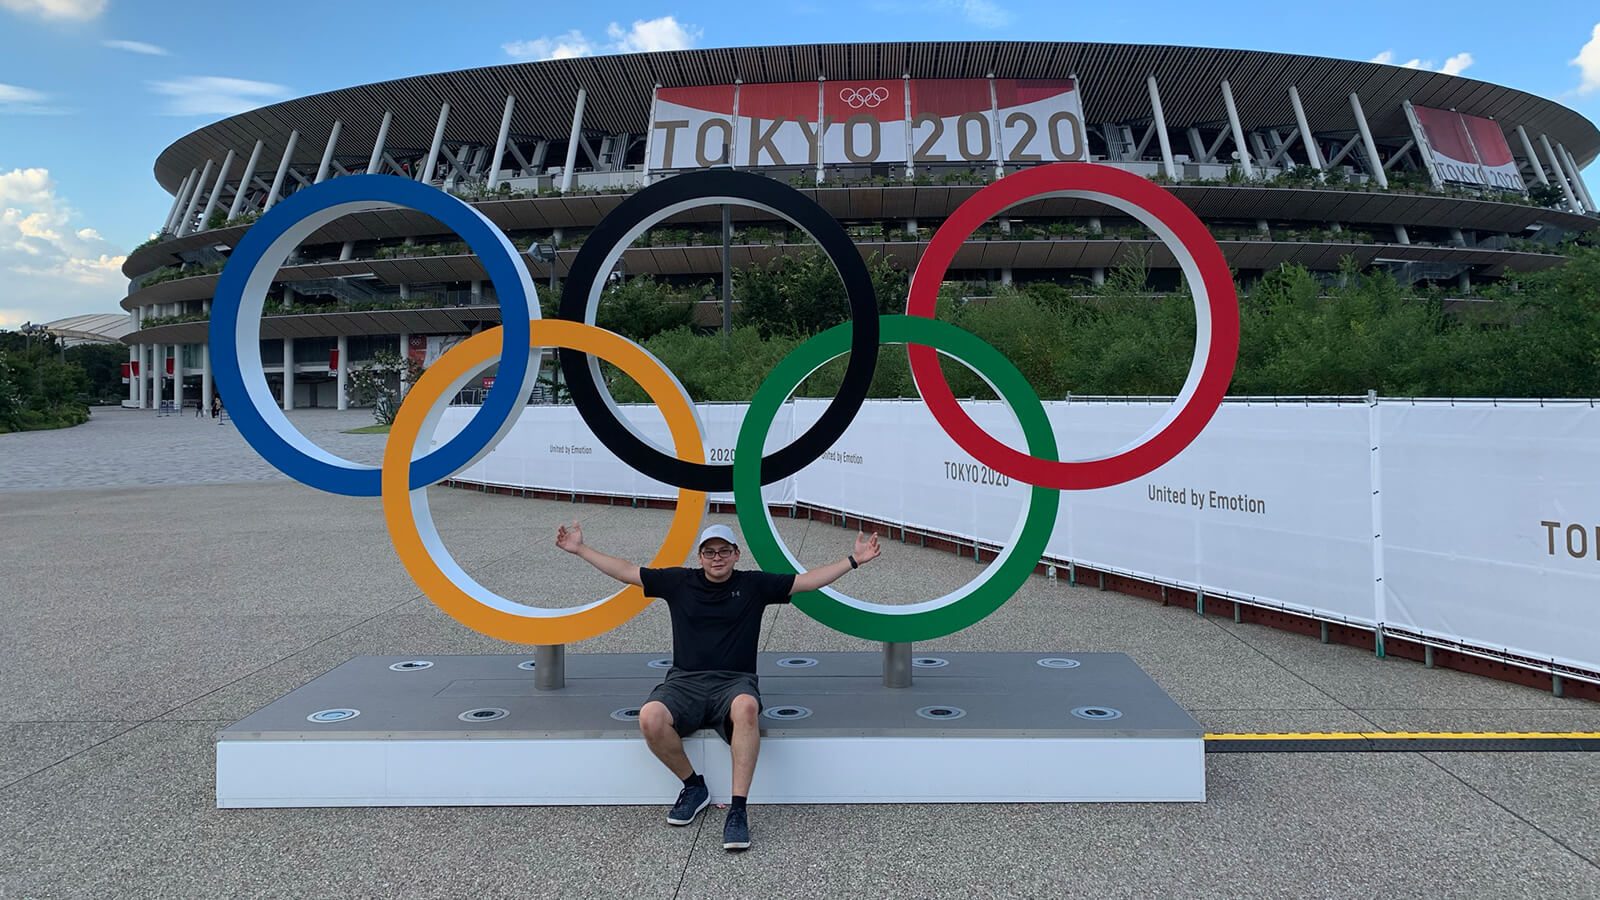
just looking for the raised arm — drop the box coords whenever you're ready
[791,531,881,595]
[556,520,644,587]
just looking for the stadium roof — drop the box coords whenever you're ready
[154,42,1600,193]
[44,313,135,346]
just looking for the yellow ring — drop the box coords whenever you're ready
[382,321,707,645]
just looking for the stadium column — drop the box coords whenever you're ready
[201,300,213,413]
[487,96,515,190]
[368,110,393,175]
[175,158,214,237]
[1538,133,1580,211]
[315,121,342,184]
[420,104,450,185]
[561,89,587,193]
[283,337,295,411]
[1513,126,1548,187]
[172,343,183,412]
[1288,86,1324,171]
[264,130,300,212]
[398,332,411,398]
[199,149,235,233]
[162,171,195,234]
[228,141,265,220]
[1557,144,1596,212]
[1145,76,1178,181]
[1348,93,1388,189]
[1220,81,1254,179]
[336,335,348,410]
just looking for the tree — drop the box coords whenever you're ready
[346,350,424,424]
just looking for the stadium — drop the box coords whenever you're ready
[119,40,1599,412]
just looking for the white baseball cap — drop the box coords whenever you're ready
[697,524,740,550]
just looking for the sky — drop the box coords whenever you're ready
[1,0,1598,329]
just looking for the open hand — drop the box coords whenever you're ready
[556,520,585,554]
[853,530,881,565]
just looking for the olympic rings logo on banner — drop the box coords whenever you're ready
[839,86,890,109]
[209,164,1238,647]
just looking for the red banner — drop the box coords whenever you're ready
[165,358,174,376]
[329,348,339,373]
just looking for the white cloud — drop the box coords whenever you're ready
[1369,49,1474,76]
[0,168,127,328]
[0,0,105,20]
[147,76,289,116]
[102,38,169,56]
[1573,23,1600,95]
[951,0,1010,28]
[503,30,597,61]
[504,15,700,61]
[0,82,68,115]
[605,16,701,53]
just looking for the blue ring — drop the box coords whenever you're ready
[209,176,535,496]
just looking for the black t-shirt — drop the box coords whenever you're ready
[638,567,795,674]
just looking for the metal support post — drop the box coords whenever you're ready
[1146,75,1177,181]
[315,121,342,184]
[1558,144,1596,211]
[1288,86,1324,171]
[883,642,912,688]
[1515,126,1548,185]
[560,89,587,193]
[1348,93,1388,188]
[265,130,299,211]
[1375,630,1386,659]
[1195,589,1205,616]
[162,171,194,234]
[1538,133,1580,210]
[535,644,566,690]
[1424,646,1435,668]
[228,141,265,220]
[487,95,516,190]
[1320,622,1330,643]
[175,158,214,237]
[367,110,392,175]
[1220,81,1253,178]
[419,104,449,184]
[198,148,235,232]
[1233,602,1242,623]
[1552,674,1565,698]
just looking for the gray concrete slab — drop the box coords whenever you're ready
[0,720,694,899]
[676,752,1600,899]
[0,721,133,787]
[1424,752,1600,865]
[1214,617,1572,711]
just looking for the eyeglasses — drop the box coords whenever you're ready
[699,547,737,560]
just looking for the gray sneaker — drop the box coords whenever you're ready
[667,782,710,826]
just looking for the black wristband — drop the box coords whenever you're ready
[848,555,859,569]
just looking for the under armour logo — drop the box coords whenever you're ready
[839,86,889,109]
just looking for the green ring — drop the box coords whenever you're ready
[733,315,1060,642]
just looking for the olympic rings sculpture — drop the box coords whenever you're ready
[210,164,1239,646]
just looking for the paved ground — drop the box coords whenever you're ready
[2,409,1598,898]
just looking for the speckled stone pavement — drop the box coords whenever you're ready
[1,409,1596,898]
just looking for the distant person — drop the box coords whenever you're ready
[211,394,221,419]
[556,521,880,851]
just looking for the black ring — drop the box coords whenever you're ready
[557,170,880,492]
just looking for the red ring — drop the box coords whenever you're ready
[904,162,1239,490]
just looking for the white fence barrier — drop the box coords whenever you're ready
[437,398,1600,679]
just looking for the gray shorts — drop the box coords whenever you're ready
[645,668,761,744]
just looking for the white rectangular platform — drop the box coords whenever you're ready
[216,652,1205,807]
